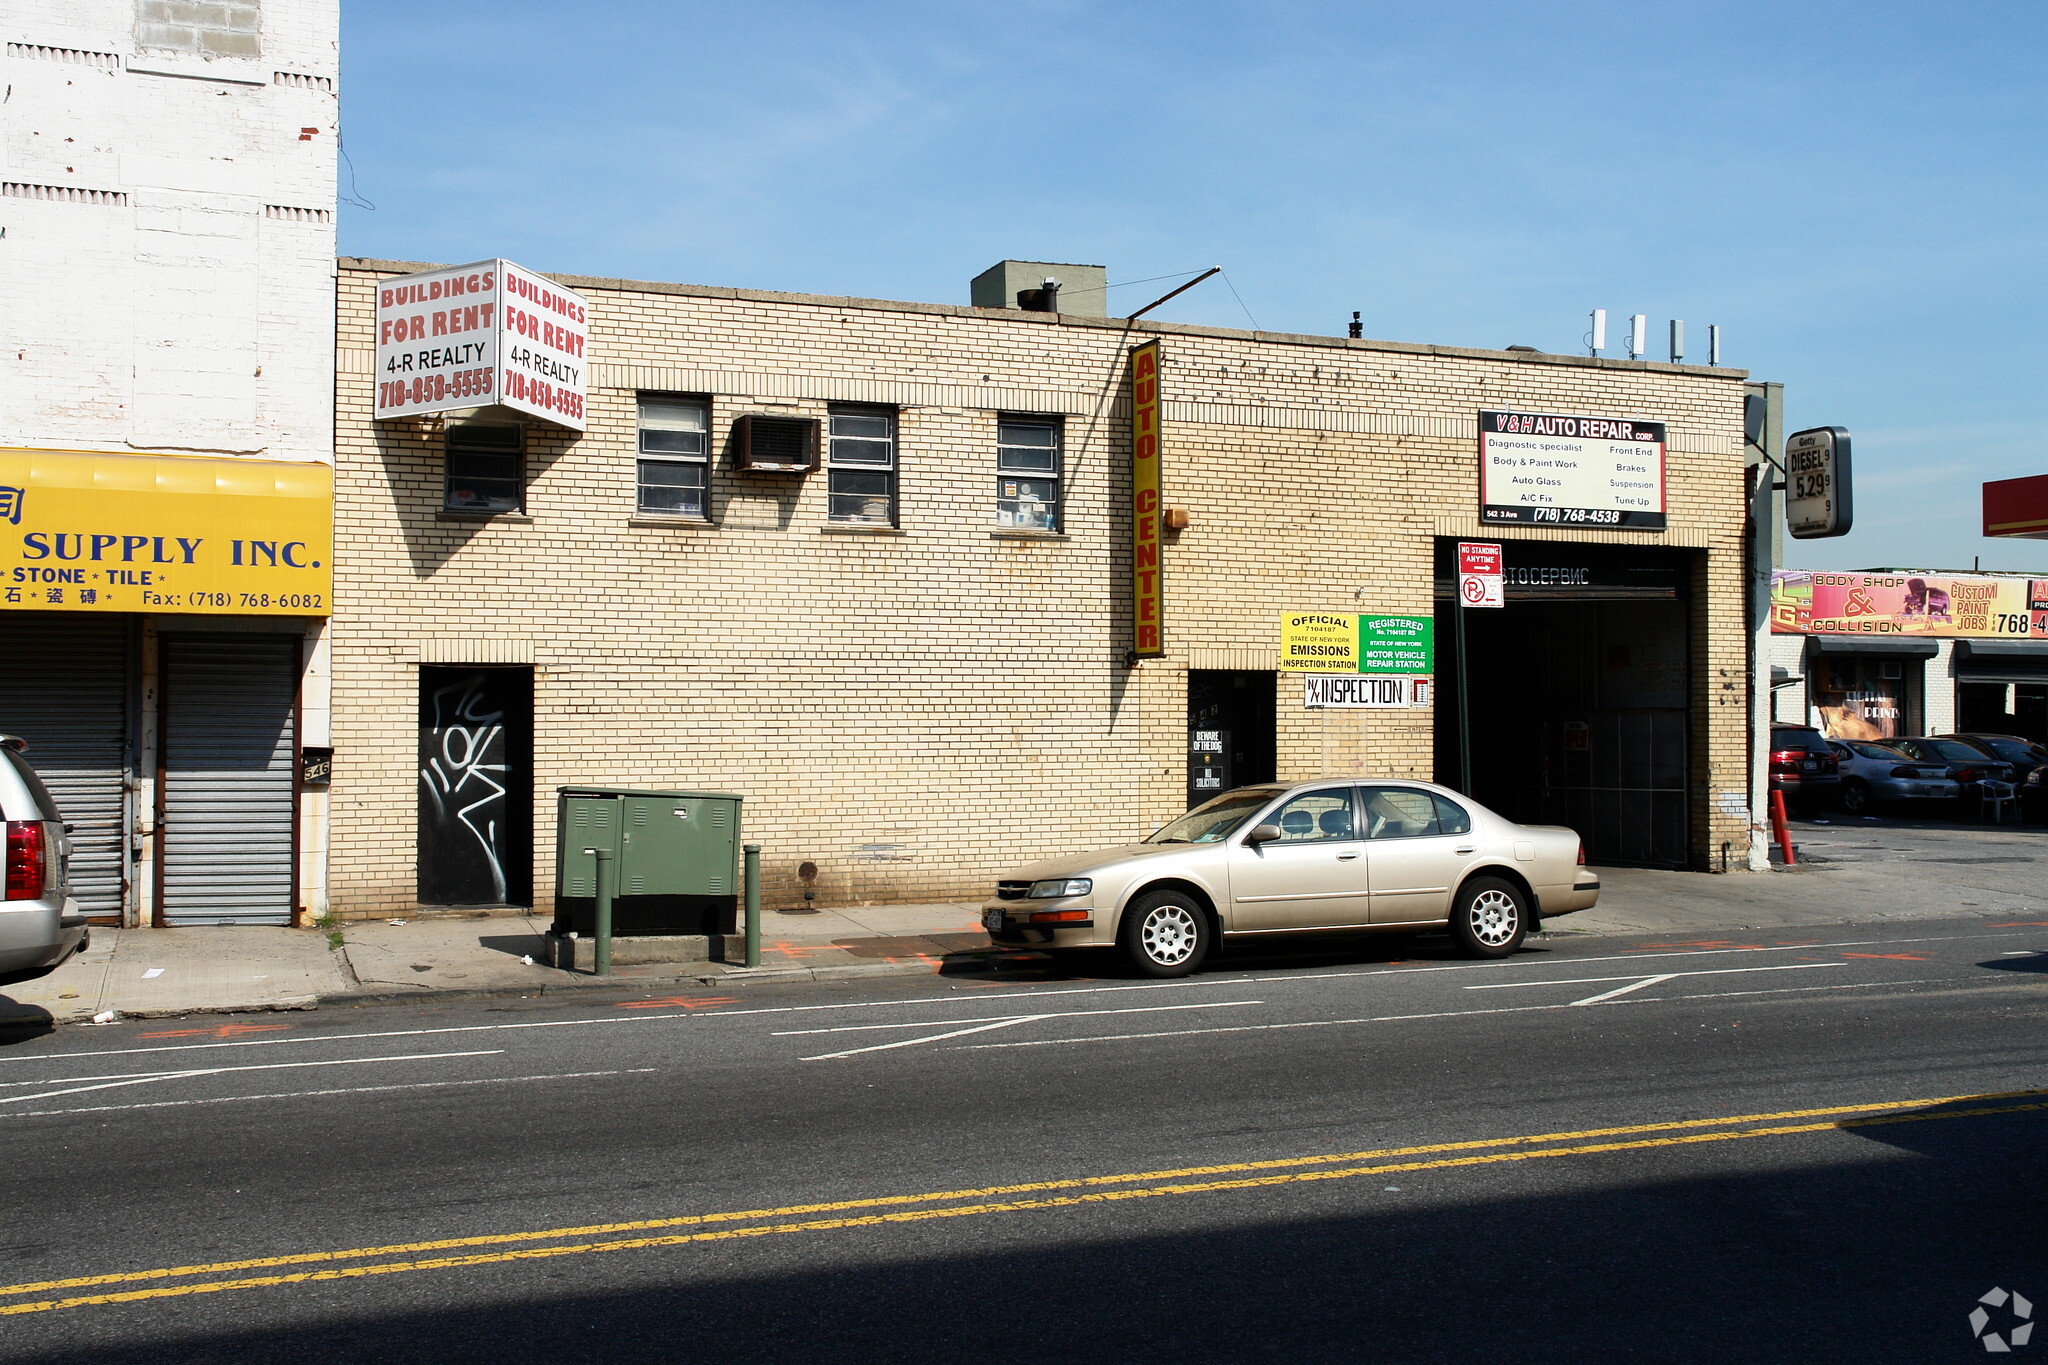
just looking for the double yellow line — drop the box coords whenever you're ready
[5,1087,2044,1318]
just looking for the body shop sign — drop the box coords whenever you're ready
[1479,409,1666,530]
[375,259,588,430]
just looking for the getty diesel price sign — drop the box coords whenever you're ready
[1478,409,1667,530]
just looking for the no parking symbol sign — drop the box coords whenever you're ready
[1458,542,1502,609]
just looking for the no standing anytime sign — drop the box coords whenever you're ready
[374,258,589,430]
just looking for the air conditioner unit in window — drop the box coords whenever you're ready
[732,414,819,472]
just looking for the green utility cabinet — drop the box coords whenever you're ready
[552,788,742,937]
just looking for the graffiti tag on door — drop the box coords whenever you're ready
[419,672,511,903]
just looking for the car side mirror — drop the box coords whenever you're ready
[1245,823,1283,846]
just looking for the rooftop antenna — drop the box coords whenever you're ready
[1628,313,1647,361]
[1669,319,1685,364]
[1348,310,1362,339]
[1587,308,1607,357]
[1708,324,1721,366]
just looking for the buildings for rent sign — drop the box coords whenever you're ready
[374,259,589,430]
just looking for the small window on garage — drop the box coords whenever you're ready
[637,395,711,519]
[443,423,523,514]
[996,415,1062,531]
[827,405,897,525]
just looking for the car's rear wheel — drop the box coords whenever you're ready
[1119,890,1210,978]
[1450,877,1526,959]
[1840,779,1873,816]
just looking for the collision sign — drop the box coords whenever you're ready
[375,258,589,430]
[1785,426,1853,539]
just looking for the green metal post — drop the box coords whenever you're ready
[743,843,761,968]
[591,846,615,976]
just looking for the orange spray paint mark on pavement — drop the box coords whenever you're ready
[616,996,738,1011]
[137,1022,290,1040]
[1840,952,1929,961]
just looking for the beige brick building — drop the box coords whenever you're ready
[330,257,1752,921]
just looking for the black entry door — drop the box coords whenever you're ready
[418,667,532,906]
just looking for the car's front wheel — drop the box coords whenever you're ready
[1450,876,1526,959]
[1119,890,1211,978]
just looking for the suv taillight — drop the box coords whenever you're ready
[1576,841,1586,866]
[4,821,46,901]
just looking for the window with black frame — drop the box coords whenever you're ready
[996,415,1061,530]
[443,423,523,513]
[827,405,896,525]
[636,395,711,519]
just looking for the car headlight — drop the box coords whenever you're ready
[1028,878,1092,899]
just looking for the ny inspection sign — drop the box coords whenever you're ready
[1278,613,1434,674]
[375,259,589,430]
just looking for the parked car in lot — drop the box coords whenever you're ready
[1880,736,2017,815]
[0,735,87,981]
[1937,733,2048,803]
[1825,739,1960,815]
[984,779,1598,977]
[1769,723,1841,814]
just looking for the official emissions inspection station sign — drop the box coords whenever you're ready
[1279,612,1434,673]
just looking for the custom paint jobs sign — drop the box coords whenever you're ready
[1479,409,1667,530]
[375,258,589,430]
[1130,340,1163,657]
[0,448,332,615]
[1771,570,2048,639]
[1279,613,1435,674]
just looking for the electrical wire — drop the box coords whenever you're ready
[337,131,376,212]
[1219,270,1262,332]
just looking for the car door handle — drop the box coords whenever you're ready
[1336,851,1360,860]
[1454,846,1476,855]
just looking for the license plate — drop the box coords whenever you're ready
[1801,760,1818,771]
[983,908,1006,933]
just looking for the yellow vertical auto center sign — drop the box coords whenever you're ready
[0,448,332,616]
[1130,339,1163,657]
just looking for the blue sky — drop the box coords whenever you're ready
[338,1,2047,572]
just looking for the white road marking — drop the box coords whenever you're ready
[1463,961,1845,1005]
[796,1002,1265,1060]
[0,929,2018,1066]
[776,1000,1264,1036]
[0,1069,654,1120]
[955,975,1955,1051]
[0,1050,504,1105]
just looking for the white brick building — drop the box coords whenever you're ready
[0,0,338,929]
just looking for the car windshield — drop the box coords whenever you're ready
[1850,742,1906,760]
[1976,738,2038,762]
[1774,729,1831,752]
[1147,789,1280,844]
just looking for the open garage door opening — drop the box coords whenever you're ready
[1434,541,1698,869]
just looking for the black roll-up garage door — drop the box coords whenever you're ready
[0,614,131,920]
[161,634,298,926]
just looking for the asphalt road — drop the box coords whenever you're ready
[2,916,2044,1363]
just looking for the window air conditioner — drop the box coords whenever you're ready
[732,414,819,472]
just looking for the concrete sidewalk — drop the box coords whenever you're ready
[6,820,2043,1027]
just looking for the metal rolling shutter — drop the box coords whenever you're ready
[161,635,297,926]
[0,615,131,920]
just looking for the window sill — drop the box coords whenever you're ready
[990,528,1069,541]
[437,510,532,524]
[627,517,717,529]
[820,523,905,535]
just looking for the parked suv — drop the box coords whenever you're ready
[0,736,87,980]
[1769,723,1840,814]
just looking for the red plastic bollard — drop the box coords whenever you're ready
[1770,790,1796,866]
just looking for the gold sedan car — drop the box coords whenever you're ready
[984,779,1599,977]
